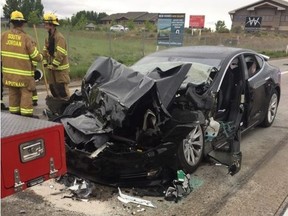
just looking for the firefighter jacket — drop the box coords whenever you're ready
[43,29,70,84]
[1,27,43,90]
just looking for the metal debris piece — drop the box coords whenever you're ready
[205,117,220,141]
[20,210,26,214]
[117,188,156,208]
[165,171,192,202]
[68,179,95,199]
[89,143,109,158]
[137,208,145,212]
[62,195,74,199]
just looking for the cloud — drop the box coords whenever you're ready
[2,0,257,29]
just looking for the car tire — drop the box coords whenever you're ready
[177,124,204,173]
[260,89,278,127]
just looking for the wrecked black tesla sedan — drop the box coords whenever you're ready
[54,46,281,185]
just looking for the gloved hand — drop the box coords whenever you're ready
[43,60,48,67]
[47,64,58,70]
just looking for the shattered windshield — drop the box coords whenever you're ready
[131,61,214,85]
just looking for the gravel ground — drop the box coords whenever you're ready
[1,177,180,216]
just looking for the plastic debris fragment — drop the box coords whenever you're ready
[117,188,156,208]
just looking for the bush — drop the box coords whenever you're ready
[261,50,288,58]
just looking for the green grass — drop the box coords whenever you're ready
[260,50,288,59]
[10,27,157,79]
[2,27,288,79]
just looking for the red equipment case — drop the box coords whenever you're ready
[1,113,67,198]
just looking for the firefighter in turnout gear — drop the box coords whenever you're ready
[1,62,9,110]
[32,89,38,106]
[1,11,43,117]
[43,13,70,100]
[32,68,44,106]
[31,39,41,107]
[32,62,39,107]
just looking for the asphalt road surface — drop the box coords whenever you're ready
[1,58,288,216]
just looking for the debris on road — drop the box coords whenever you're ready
[117,187,156,208]
[165,170,193,202]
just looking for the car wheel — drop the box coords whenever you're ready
[260,89,278,127]
[177,124,204,173]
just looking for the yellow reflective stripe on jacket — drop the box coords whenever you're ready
[57,64,70,70]
[32,61,37,67]
[30,47,39,58]
[43,59,48,64]
[52,59,61,66]
[1,51,30,60]
[2,67,33,76]
[56,46,67,55]
[32,95,38,100]
[21,108,33,115]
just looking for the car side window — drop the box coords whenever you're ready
[244,54,261,78]
[255,55,264,68]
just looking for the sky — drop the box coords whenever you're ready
[1,0,261,29]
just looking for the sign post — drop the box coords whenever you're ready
[189,15,205,39]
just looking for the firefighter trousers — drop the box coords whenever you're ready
[32,89,38,102]
[8,86,33,116]
[49,83,70,100]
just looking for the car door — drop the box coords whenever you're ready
[244,54,267,126]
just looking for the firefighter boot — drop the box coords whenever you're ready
[33,100,38,106]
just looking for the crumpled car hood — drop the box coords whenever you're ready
[60,57,213,185]
[81,57,192,128]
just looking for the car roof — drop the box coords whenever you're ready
[148,46,254,59]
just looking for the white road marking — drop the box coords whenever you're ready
[284,207,288,216]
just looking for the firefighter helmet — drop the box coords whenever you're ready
[10,10,26,22]
[43,13,60,26]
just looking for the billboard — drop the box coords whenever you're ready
[245,16,262,28]
[189,15,205,28]
[157,13,185,46]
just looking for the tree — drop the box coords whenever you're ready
[97,12,108,24]
[73,14,87,30]
[59,18,71,28]
[27,10,42,27]
[3,0,44,22]
[3,0,20,18]
[71,10,108,26]
[215,20,230,33]
[144,20,154,32]
[71,11,86,26]
[35,0,44,17]
[21,0,33,20]
[126,20,135,30]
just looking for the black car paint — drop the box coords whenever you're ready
[61,57,207,185]
[246,62,280,126]
[50,46,280,186]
